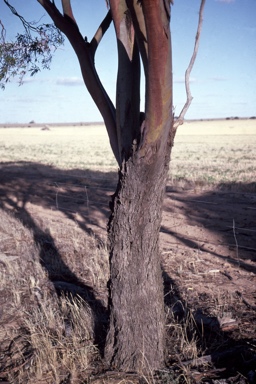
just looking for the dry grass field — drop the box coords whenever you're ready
[0,119,256,383]
[1,119,255,186]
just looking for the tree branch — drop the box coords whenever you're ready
[61,0,76,23]
[126,0,148,77]
[90,10,112,58]
[3,0,59,36]
[174,0,206,131]
[137,0,173,159]
[3,0,37,35]
[110,0,141,161]
[0,20,6,42]
[1,2,64,88]
[37,0,120,165]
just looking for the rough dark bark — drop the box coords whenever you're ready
[104,1,174,371]
[105,141,172,372]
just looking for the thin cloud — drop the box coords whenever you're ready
[233,101,248,105]
[22,77,37,84]
[56,77,84,86]
[174,76,197,84]
[215,0,235,3]
[22,77,53,84]
[209,76,228,81]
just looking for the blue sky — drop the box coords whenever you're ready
[0,0,255,123]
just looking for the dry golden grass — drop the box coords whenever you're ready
[170,119,256,188]
[0,119,255,188]
[0,123,116,171]
[0,209,109,383]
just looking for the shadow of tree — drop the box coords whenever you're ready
[0,161,255,379]
[163,184,256,273]
[161,183,256,380]
[0,161,118,353]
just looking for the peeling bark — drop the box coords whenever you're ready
[61,0,76,23]
[111,2,141,161]
[105,142,172,372]
[105,0,174,372]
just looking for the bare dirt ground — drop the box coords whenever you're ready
[0,161,256,383]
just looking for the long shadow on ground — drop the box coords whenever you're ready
[162,183,256,381]
[163,184,256,272]
[0,161,117,353]
[0,161,255,381]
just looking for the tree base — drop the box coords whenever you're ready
[105,153,170,372]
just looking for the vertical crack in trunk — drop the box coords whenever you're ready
[105,149,170,372]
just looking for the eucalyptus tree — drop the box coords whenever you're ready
[1,0,206,373]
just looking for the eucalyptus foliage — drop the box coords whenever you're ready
[0,1,64,89]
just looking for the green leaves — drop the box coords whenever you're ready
[0,19,64,89]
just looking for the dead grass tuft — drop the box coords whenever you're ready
[0,209,108,383]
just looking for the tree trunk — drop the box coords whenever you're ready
[105,144,171,372]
